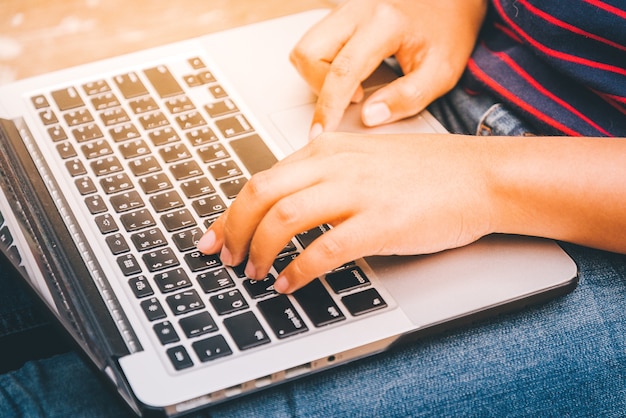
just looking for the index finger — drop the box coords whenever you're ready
[289,10,357,96]
[310,21,401,134]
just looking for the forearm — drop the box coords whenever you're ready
[487,136,626,253]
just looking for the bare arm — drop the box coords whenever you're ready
[197,133,626,293]
[489,135,626,254]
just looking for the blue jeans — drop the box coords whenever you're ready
[1,88,625,417]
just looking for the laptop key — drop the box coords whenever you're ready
[131,227,166,252]
[106,232,130,255]
[154,267,192,293]
[160,143,192,163]
[242,275,276,299]
[139,111,170,131]
[140,297,166,321]
[150,126,180,146]
[144,66,184,98]
[91,156,123,176]
[166,289,205,316]
[192,335,232,362]
[119,139,150,159]
[179,311,218,338]
[296,225,331,248]
[120,208,156,232]
[128,275,154,298]
[220,178,247,199]
[165,96,195,114]
[205,99,238,118]
[128,156,162,176]
[139,173,173,195]
[83,80,111,96]
[257,295,308,339]
[100,173,133,194]
[172,227,204,251]
[72,123,103,142]
[192,195,226,217]
[273,253,298,274]
[186,127,218,146]
[229,134,278,176]
[153,321,180,345]
[176,111,206,130]
[197,143,229,163]
[170,160,203,180]
[293,279,345,327]
[51,87,85,110]
[166,346,194,370]
[161,209,197,232]
[110,122,140,142]
[184,251,222,272]
[95,213,119,234]
[84,195,107,214]
[110,190,144,213]
[81,139,112,159]
[114,72,149,99]
[180,178,215,198]
[210,289,248,315]
[56,141,76,159]
[341,288,387,316]
[223,311,270,350]
[143,247,180,272]
[117,254,142,276]
[92,92,120,111]
[197,268,234,294]
[326,267,370,294]
[128,96,157,114]
[149,191,184,212]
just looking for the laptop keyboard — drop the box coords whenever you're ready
[25,55,389,371]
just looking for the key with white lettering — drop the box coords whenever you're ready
[341,288,387,316]
[325,267,370,293]
[293,279,345,327]
[223,311,270,350]
[257,295,308,339]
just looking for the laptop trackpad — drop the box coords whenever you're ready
[270,100,445,152]
[366,235,577,328]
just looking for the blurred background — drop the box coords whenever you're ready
[0,0,335,84]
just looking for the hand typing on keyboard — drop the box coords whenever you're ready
[196,132,494,294]
[197,0,626,299]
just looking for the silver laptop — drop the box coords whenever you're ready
[0,9,578,417]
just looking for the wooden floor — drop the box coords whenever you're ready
[0,0,333,84]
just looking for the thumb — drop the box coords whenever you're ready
[361,60,457,127]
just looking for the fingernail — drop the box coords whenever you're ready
[244,260,256,279]
[363,102,391,126]
[197,229,216,252]
[309,123,323,141]
[273,275,290,293]
[220,246,233,266]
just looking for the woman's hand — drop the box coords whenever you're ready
[289,0,488,138]
[197,133,495,293]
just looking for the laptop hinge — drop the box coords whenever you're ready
[0,117,139,360]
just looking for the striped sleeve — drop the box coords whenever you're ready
[464,0,626,136]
